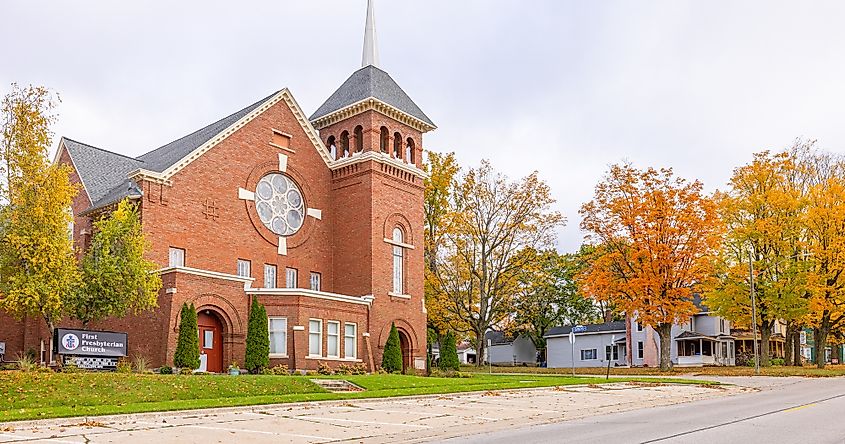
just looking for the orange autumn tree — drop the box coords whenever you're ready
[579,164,722,370]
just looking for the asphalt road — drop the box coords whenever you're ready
[442,377,845,444]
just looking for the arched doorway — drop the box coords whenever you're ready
[197,311,224,373]
[397,330,412,373]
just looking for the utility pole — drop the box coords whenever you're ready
[749,243,760,375]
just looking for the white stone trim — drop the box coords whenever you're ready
[330,150,428,179]
[155,266,255,284]
[165,287,177,294]
[362,332,370,337]
[278,152,288,172]
[388,292,411,299]
[292,325,306,331]
[246,288,374,306]
[310,97,437,133]
[238,187,255,201]
[55,139,94,206]
[277,236,287,256]
[306,208,322,220]
[129,168,170,185]
[269,354,289,359]
[383,238,415,249]
[305,356,363,362]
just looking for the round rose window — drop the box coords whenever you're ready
[254,173,305,236]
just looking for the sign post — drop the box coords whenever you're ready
[568,330,575,376]
[607,334,615,380]
[54,328,128,370]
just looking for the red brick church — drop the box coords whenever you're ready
[0,1,432,373]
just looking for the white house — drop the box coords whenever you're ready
[545,321,627,368]
[485,332,538,365]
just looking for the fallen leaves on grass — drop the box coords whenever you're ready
[75,420,106,428]
[482,391,500,397]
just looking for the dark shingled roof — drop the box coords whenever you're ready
[62,138,144,207]
[545,321,627,338]
[64,91,282,213]
[137,90,280,172]
[485,331,510,346]
[309,65,434,127]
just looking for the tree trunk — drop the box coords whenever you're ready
[784,323,795,366]
[656,323,673,371]
[759,321,772,367]
[475,332,485,367]
[793,331,802,366]
[814,327,828,369]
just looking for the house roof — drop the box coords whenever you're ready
[545,321,627,338]
[62,138,144,208]
[692,293,710,312]
[309,65,434,127]
[137,90,280,172]
[485,331,510,346]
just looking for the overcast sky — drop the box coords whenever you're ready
[3,1,845,251]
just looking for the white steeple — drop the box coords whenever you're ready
[362,0,380,67]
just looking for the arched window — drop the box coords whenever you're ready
[393,132,402,159]
[405,138,415,164]
[340,131,350,158]
[327,135,337,160]
[354,126,364,153]
[379,126,389,153]
[392,227,404,294]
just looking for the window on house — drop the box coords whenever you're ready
[380,126,389,153]
[169,247,185,267]
[308,319,322,356]
[327,321,340,358]
[203,330,214,349]
[720,318,725,334]
[605,345,619,361]
[285,267,298,289]
[327,135,337,159]
[268,317,287,356]
[310,272,321,291]
[636,321,644,332]
[237,259,251,278]
[393,132,402,158]
[344,323,357,359]
[340,131,350,157]
[637,341,644,359]
[264,264,277,288]
[580,349,597,360]
[406,138,416,164]
[354,125,364,152]
[392,227,404,294]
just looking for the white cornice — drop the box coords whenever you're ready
[155,266,255,284]
[247,288,374,306]
[310,97,437,133]
[330,150,429,180]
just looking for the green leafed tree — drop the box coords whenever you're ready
[173,302,200,369]
[0,84,79,345]
[381,323,403,373]
[68,198,161,326]
[244,298,269,373]
[438,331,460,371]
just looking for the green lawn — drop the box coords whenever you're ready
[0,371,706,422]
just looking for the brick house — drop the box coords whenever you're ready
[0,2,433,373]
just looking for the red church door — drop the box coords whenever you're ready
[197,312,224,373]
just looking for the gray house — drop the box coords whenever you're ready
[485,332,538,365]
[545,322,627,368]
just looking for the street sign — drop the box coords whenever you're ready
[568,330,575,344]
[572,325,587,333]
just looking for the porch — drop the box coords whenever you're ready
[676,331,735,367]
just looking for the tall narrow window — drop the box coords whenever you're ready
[327,135,337,160]
[637,341,644,359]
[169,247,185,267]
[285,267,298,288]
[344,323,357,359]
[379,126,389,153]
[327,321,340,358]
[268,317,287,356]
[340,131,350,157]
[393,132,402,158]
[237,259,251,278]
[392,227,404,294]
[310,272,321,291]
[405,138,415,164]
[354,125,364,153]
[264,264,277,288]
[308,319,322,356]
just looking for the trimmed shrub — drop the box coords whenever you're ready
[173,303,200,369]
[317,362,334,375]
[438,331,460,371]
[116,358,133,373]
[261,364,289,375]
[244,298,270,374]
[381,323,403,373]
[158,365,173,374]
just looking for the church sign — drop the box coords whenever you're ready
[54,328,127,370]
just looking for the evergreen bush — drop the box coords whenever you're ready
[173,302,200,369]
[244,298,270,373]
[381,323,403,373]
[438,331,460,371]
